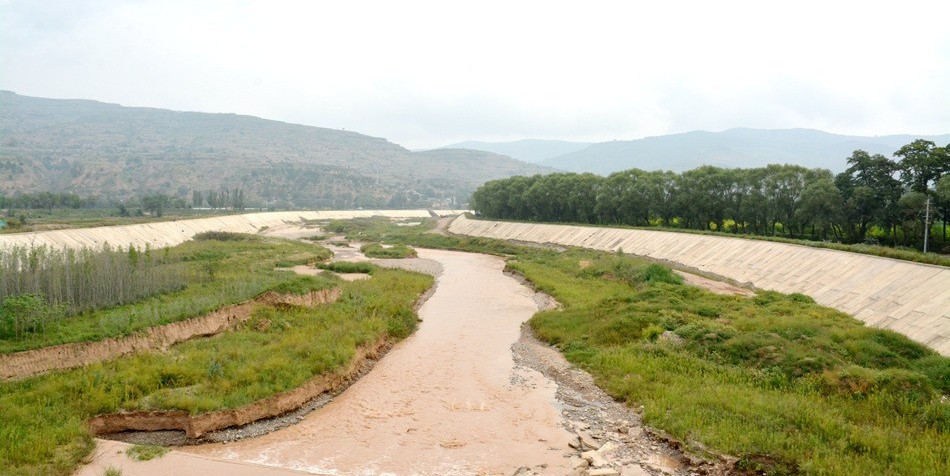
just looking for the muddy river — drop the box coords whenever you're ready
[75,246,708,476]
[186,248,574,474]
[74,249,575,475]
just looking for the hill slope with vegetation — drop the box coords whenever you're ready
[544,128,950,175]
[0,91,550,209]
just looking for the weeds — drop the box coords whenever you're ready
[125,444,168,461]
[318,261,375,274]
[359,243,417,259]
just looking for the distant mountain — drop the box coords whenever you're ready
[440,139,592,163]
[543,128,950,175]
[0,91,551,208]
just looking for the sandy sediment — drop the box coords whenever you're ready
[0,288,341,380]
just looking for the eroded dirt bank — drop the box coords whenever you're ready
[184,249,576,475]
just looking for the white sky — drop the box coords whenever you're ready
[2,0,949,149]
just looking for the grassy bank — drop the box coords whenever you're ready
[0,234,334,354]
[330,217,950,475]
[0,266,432,475]
[519,250,948,475]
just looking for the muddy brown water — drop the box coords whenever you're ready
[179,249,574,475]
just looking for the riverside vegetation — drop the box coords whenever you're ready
[0,232,333,353]
[0,232,433,475]
[328,218,950,475]
[471,141,950,260]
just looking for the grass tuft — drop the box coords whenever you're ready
[359,243,417,259]
[125,444,169,461]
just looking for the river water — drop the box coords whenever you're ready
[183,248,574,475]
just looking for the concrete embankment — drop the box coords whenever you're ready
[449,215,950,356]
[0,209,467,251]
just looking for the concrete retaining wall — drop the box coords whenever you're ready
[0,209,467,251]
[449,215,950,355]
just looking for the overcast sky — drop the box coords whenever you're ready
[2,0,949,149]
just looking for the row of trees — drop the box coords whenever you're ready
[192,188,246,210]
[471,140,950,252]
[0,192,88,212]
[0,244,186,323]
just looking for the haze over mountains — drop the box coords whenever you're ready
[440,139,592,164]
[0,91,549,208]
[445,129,950,175]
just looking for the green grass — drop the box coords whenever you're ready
[125,444,168,461]
[262,275,339,295]
[518,249,949,475]
[0,268,433,475]
[359,243,417,259]
[329,217,950,475]
[0,235,335,354]
[102,467,122,476]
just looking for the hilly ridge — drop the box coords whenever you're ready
[541,128,950,174]
[0,91,551,208]
[439,139,592,163]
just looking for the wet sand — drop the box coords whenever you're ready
[182,248,574,475]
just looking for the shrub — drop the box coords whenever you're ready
[0,294,65,339]
[318,261,375,274]
[125,444,168,461]
[641,264,682,284]
[193,231,255,241]
[642,324,665,341]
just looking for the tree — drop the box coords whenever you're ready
[936,174,950,242]
[895,139,941,193]
[141,194,170,217]
[797,177,844,240]
[192,190,204,208]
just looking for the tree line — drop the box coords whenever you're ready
[471,139,950,252]
[191,188,246,211]
[0,244,186,339]
[0,192,88,212]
